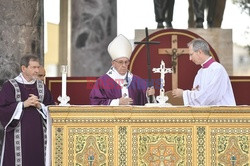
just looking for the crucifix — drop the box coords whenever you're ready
[158,35,189,89]
[134,27,160,103]
[152,60,172,105]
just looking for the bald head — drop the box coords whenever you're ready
[37,66,46,82]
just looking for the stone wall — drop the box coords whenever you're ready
[70,0,117,76]
[0,0,43,88]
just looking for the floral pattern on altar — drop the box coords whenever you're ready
[132,127,192,166]
[143,139,182,165]
[50,106,250,165]
[75,136,106,165]
[218,136,248,166]
[211,128,250,166]
[68,128,114,166]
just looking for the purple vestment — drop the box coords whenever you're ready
[89,74,148,105]
[0,80,54,166]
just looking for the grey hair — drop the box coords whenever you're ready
[20,55,40,68]
[187,38,211,56]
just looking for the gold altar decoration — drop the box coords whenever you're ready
[49,106,250,166]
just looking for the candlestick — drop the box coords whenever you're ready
[58,65,70,106]
[61,65,67,98]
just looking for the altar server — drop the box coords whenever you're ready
[89,34,155,105]
[172,38,236,106]
[0,55,55,166]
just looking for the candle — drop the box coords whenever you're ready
[61,65,67,98]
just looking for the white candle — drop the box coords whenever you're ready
[61,65,67,98]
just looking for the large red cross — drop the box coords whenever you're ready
[158,35,189,89]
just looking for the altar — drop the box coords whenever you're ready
[50,105,250,165]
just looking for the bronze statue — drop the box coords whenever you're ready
[153,0,175,29]
[188,0,226,28]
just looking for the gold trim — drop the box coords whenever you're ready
[49,105,250,112]
[230,79,250,82]
[50,106,250,165]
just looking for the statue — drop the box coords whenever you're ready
[188,0,226,28]
[153,0,175,29]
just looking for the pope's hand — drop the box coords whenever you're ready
[119,97,133,105]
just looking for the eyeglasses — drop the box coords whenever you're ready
[114,60,130,66]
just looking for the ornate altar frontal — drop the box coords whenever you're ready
[49,106,250,166]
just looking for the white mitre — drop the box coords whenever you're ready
[108,34,132,60]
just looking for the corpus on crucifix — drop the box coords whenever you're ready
[158,35,189,89]
[151,60,172,106]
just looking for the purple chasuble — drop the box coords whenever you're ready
[0,80,54,166]
[89,74,148,105]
